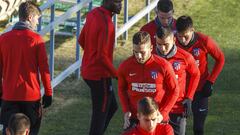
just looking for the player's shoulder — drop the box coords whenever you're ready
[152,54,170,66]
[119,56,135,69]
[177,47,193,58]
[141,20,156,31]
[196,32,209,41]
[156,123,174,133]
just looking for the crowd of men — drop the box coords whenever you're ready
[0,0,225,135]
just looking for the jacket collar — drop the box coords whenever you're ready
[156,44,177,59]
[12,21,34,31]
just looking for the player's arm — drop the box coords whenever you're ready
[118,64,130,113]
[0,38,2,96]
[95,19,117,78]
[37,38,52,96]
[164,124,174,135]
[185,54,200,100]
[78,24,86,50]
[205,37,225,83]
[160,61,179,118]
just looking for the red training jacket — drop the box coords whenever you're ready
[118,55,179,120]
[140,18,176,54]
[122,124,174,135]
[157,46,200,114]
[0,29,52,101]
[176,32,225,91]
[78,6,117,80]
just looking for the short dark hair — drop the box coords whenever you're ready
[8,113,31,135]
[19,1,41,21]
[157,0,173,13]
[176,15,193,33]
[156,27,173,39]
[133,31,151,46]
[137,97,159,116]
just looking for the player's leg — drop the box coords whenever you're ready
[192,92,208,135]
[84,79,114,135]
[103,78,118,132]
[169,113,186,135]
[0,101,20,135]
[21,101,42,135]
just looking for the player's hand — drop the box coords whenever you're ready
[123,112,131,130]
[42,95,52,108]
[201,80,213,97]
[182,98,192,117]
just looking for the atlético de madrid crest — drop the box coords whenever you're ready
[173,61,181,71]
[151,71,158,79]
[193,48,200,57]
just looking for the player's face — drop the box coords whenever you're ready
[177,28,194,46]
[109,0,122,14]
[156,34,175,55]
[138,111,160,132]
[133,42,152,64]
[157,10,174,27]
[29,14,40,29]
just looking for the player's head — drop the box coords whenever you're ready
[156,0,174,27]
[19,1,41,29]
[155,27,175,55]
[176,15,195,46]
[6,113,30,135]
[137,97,162,132]
[132,31,152,64]
[103,0,122,14]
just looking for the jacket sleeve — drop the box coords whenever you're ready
[78,23,86,50]
[160,61,179,118]
[0,37,2,95]
[118,63,130,113]
[205,37,225,83]
[185,53,200,100]
[37,37,53,96]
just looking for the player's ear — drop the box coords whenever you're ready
[137,113,140,120]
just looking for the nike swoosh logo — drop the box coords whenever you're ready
[199,108,207,112]
[129,73,136,76]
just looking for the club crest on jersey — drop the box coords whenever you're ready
[193,48,200,57]
[151,71,158,79]
[173,61,181,71]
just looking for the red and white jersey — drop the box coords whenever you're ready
[118,55,179,120]
[122,124,174,135]
[156,46,200,114]
[176,32,225,91]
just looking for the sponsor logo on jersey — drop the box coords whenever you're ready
[173,61,181,71]
[151,71,158,79]
[129,73,136,76]
[193,48,200,57]
[131,83,156,93]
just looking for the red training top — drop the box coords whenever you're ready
[176,32,225,91]
[0,29,52,101]
[122,124,174,135]
[78,6,117,80]
[118,55,179,120]
[156,46,200,114]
